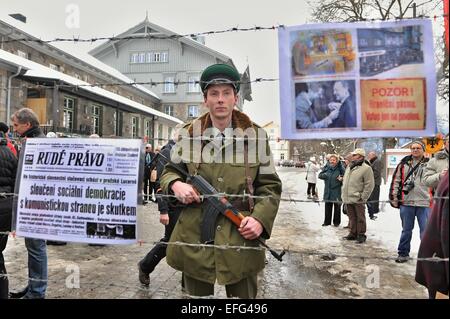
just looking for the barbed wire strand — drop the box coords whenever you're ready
[0,14,448,45]
[0,239,447,285]
[1,191,447,205]
[1,78,279,91]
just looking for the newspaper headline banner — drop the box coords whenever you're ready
[278,19,436,140]
[13,138,142,245]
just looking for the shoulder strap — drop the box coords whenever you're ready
[403,159,423,183]
[244,142,254,212]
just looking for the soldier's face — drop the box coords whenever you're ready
[204,84,237,121]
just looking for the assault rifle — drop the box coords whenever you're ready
[156,152,285,262]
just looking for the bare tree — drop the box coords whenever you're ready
[308,0,437,23]
[308,0,448,102]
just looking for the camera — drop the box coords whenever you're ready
[402,180,415,194]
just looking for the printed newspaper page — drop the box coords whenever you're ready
[13,138,141,245]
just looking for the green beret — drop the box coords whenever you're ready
[200,64,240,93]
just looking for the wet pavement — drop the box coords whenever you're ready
[3,167,428,299]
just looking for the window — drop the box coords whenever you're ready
[113,112,117,136]
[131,117,139,138]
[145,120,152,140]
[17,50,28,59]
[49,64,59,71]
[280,153,285,160]
[147,51,169,63]
[130,53,139,63]
[168,127,173,140]
[63,97,75,131]
[163,76,175,93]
[188,105,199,118]
[188,75,200,93]
[138,52,146,63]
[158,124,164,142]
[164,105,174,116]
[161,51,168,62]
[92,105,102,135]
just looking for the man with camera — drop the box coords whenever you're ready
[389,141,431,263]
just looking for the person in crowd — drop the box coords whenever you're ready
[138,125,184,286]
[423,134,448,191]
[329,81,356,128]
[0,130,18,299]
[367,151,382,220]
[389,140,431,263]
[9,108,47,299]
[0,122,17,157]
[341,148,374,244]
[160,63,282,298]
[318,154,345,226]
[143,144,156,203]
[306,156,321,201]
[415,171,448,299]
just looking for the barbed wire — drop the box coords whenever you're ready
[0,25,285,45]
[0,239,448,287]
[1,78,279,91]
[0,14,448,45]
[1,191,448,205]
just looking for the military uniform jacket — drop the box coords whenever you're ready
[160,110,282,285]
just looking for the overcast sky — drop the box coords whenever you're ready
[0,0,316,126]
[1,0,446,130]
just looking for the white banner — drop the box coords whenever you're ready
[278,19,436,140]
[14,138,142,245]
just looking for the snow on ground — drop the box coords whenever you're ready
[279,168,422,258]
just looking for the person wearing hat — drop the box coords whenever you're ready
[423,134,449,191]
[159,63,282,298]
[341,148,374,244]
[389,140,431,263]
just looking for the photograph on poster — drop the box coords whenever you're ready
[86,222,136,240]
[279,19,436,140]
[358,26,424,77]
[295,80,356,130]
[291,29,356,78]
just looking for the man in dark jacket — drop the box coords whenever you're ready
[0,131,18,299]
[143,144,156,203]
[367,151,382,220]
[138,126,183,286]
[9,108,48,299]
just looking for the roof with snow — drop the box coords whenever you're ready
[0,14,160,100]
[0,48,182,124]
[88,16,234,66]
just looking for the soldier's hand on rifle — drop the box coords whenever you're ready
[172,181,201,204]
[238,217,263,240]
[159,212,169,225]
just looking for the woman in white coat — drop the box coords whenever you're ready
[306,156,321,200]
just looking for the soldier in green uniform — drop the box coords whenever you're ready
[160,64,282,298]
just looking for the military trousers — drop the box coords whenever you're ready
[183,273,257,299]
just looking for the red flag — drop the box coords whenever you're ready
[445,0,449,52]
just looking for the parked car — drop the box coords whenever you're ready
[295,161,305,168]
